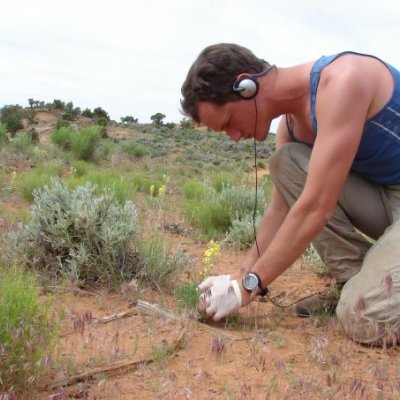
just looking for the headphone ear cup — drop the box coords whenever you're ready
[233,75,259,99]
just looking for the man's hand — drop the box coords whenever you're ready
[198,278,242,321]
[198,274,230,292]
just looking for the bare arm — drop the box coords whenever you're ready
[247,63,374,291]
[240,117,291,271]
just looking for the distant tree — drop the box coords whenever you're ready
[0,105,24,135]
[65,101,74,112]
[165,122,176,129]
[52,99,65,110]
[180,118,193,129]
[82,108,94,118]
[150,112,166,126]
[93,107,110,126]
[28,98,40,109]
[120,115,138,124]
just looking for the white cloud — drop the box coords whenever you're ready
[0,0,399,123]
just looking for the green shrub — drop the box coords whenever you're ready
[51,126,74,150]
[219,186,265,221]
[210,173,235,193]
[121,141,150,158]
[184,182,265,240]
[10,131,34,152]
[67,170,138,203]
[5,114,24,135]
[8,179,140,287]
[138,236,188,291]
[71,126,102,161]
[257,160,267,169]
[26,128,39,144]
[0,121,9,143]
[182,180,206,200]
[70,160,91,177]
[0,266,57,391]
[55,119,71,129]
[185,197,231,239]
[97,138,115,158]
[19,164,63,202]
[225,214,262,249]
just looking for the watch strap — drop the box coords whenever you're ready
[252,272,268,297]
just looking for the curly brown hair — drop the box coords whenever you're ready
[180,43,270,123]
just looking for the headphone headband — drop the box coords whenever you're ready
[232,64,276,99]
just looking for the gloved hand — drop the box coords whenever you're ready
[198,278,242,321]
[198,274,230,293]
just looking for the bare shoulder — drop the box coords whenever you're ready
[317,54,393,118]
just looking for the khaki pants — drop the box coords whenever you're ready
[269,143,400,345]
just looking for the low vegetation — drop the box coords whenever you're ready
[0,266,58,392]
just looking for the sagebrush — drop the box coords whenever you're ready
[7,178,140,287]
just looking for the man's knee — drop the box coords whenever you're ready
[336,283,400,345]
[269,143,311,181]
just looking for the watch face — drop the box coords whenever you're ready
[243,273,258,291]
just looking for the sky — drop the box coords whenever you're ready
[1,0,400,125]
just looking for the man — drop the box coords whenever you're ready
[180,43,400,346]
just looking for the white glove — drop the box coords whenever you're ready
[198,274,230,293]
[198,278,242,321]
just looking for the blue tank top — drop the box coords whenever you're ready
[295,51,400,185]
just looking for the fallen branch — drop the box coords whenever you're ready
[45,325,187,389]
[136,300,239,340]
[95,309,137,324]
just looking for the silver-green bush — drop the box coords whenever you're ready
[8,178,140,287]
[225,214,262,250]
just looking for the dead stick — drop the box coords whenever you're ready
[45,326,187,389]
[136,300,239,340]
[47,358,152,389]
[95,309,137,324]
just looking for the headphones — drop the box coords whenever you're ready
[232,64,276,99]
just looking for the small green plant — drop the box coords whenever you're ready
[18,163,64,202]
[10,131,34,152]
[0,265,58,391]
[70,159,91,177]
[175,282,198,311]
[184,182,265,240]
[67,170,138,203]
[51,126,74,150]
[182,180,206,200]
[121,141,149,158]
[138,235,188,291]
[55,119,71,129]
[175,240,220,311]
[303,244,327,275]
[225,214,262,249]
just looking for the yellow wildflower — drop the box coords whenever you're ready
[200,240,221,280]
[158,185,166,198]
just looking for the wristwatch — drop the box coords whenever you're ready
[242,272,268,297]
